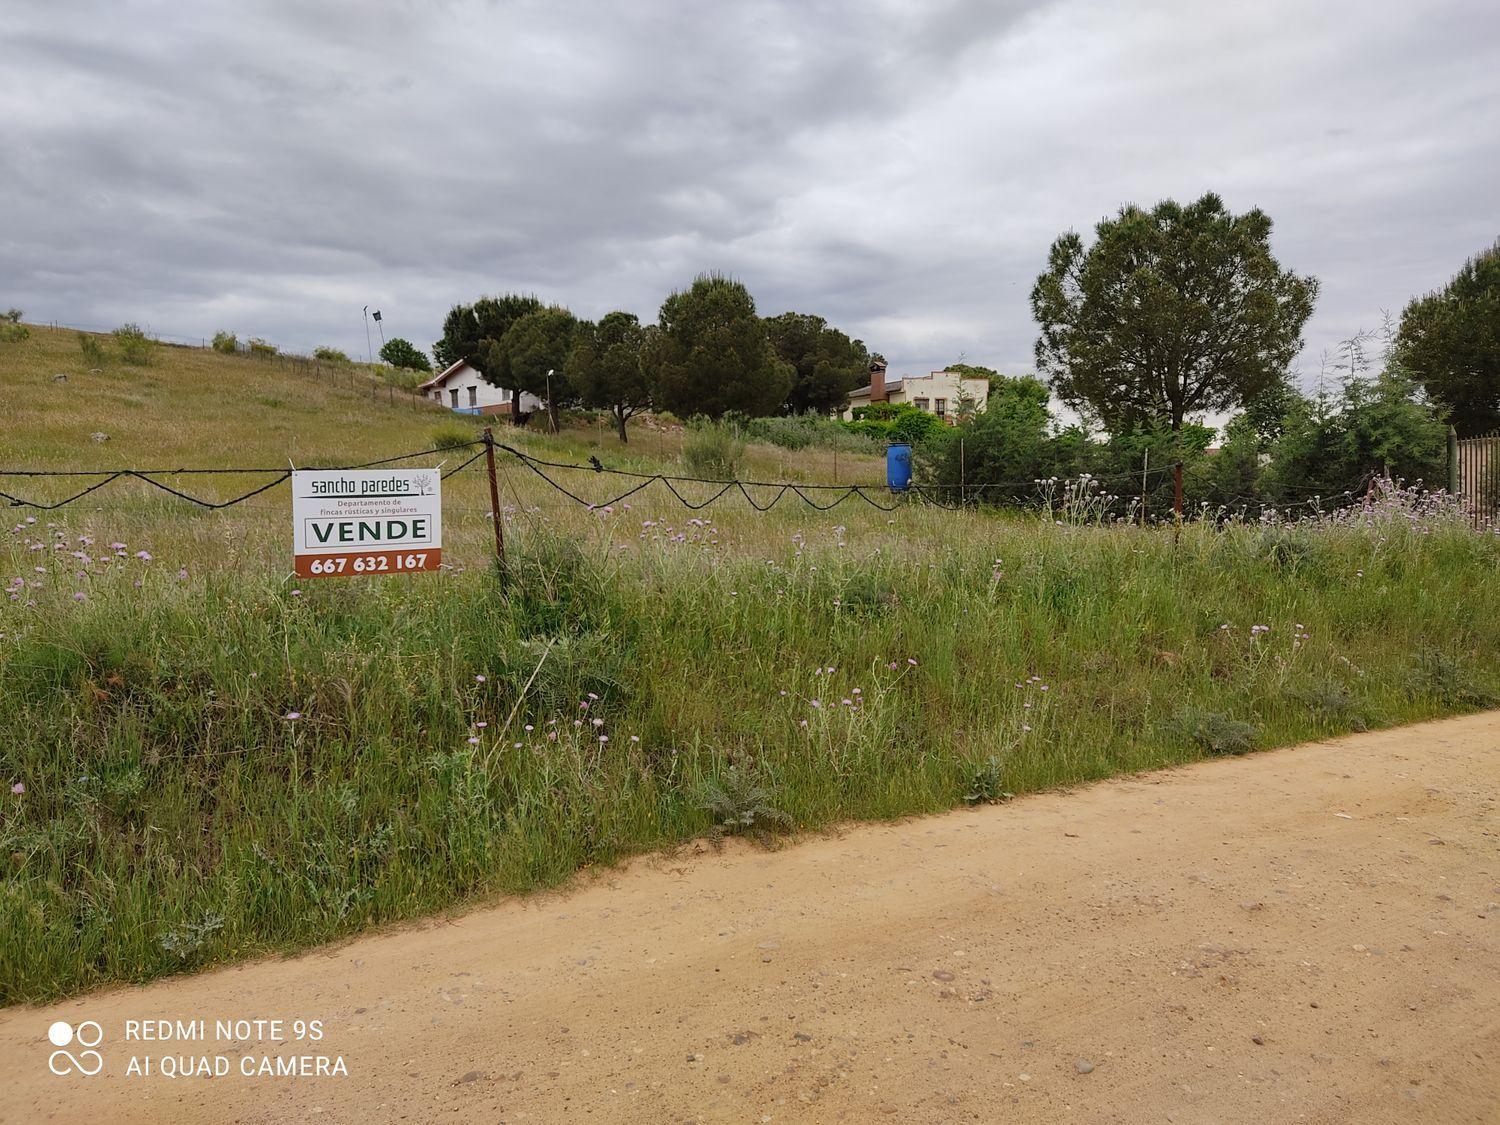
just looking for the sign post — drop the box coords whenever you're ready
[292,468,442,578]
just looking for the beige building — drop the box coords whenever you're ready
[842,361,989,422]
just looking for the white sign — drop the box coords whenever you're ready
[291,468,442,578]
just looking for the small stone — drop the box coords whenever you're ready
[456,1070,485,1084]
[1018,1072,1031,1082]
[756,939,780,950]
[1075,1059,1095,1074]
[1239,901,1264,911]
[1251,1035,1265,1046]
[932,970,955,982]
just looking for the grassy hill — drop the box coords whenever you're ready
[1,323,884,486]
[3,325,452,470]
[3,321,1499,1003]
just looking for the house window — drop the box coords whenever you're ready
[450,388,459,407]
[914,397,930,412]
[468,386,477,407]
[935,398,947,417]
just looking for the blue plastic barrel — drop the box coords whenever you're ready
[886,442,912,492]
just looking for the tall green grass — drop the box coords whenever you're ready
[2,503,1498,1002]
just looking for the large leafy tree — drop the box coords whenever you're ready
[763,311,870,415]
[566,311,651,442]
[1031,193,1317,436]
[432,293,542,377]
[1395,239,1500,436]
[379,337,430,372]
[493,306,578,432]
[645,274,792,419]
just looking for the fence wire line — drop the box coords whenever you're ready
[0,443,486,510]
[3,437,1369,517]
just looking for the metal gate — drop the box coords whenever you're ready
[1457,432,1499,526]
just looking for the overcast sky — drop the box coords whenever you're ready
[3,0,1496,392]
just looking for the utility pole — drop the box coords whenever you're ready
[362,306,373,364]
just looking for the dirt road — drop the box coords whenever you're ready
[4,714,1498,1124]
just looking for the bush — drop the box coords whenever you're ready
[744,413,879,454]
[681,419,745,479]
[845,402,948,444]
[211,331,238,354]
[248,338,277,358]
[314,346,352,364]
[1167,707,1258,756]
[0,308,27,343]
[1289,681,1370,732]
[429,422,478,451]
[112,323,153,366]
[77,333,106,366]
[1407,649,1497,708]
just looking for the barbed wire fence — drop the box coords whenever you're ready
[2,432,1390,524]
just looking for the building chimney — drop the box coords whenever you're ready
[869,359,888,403]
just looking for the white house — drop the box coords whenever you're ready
[842,360,989,422]
[418,360,544,418]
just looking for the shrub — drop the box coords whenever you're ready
[77,333,106,366]
[1289,681,1370,732]
[1407,649,1497,708]
[744,413,880,454]
[248,338,277,358]
[314,346,352,364]
[1167,707,1258,756]
[429,422,477,450]
[0,307,29,343]
[845,402,948,444]
[112,323,153,365]
[681,419,745,479]
[211,331,238,354]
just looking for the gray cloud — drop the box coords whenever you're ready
[2,0,1496,403]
